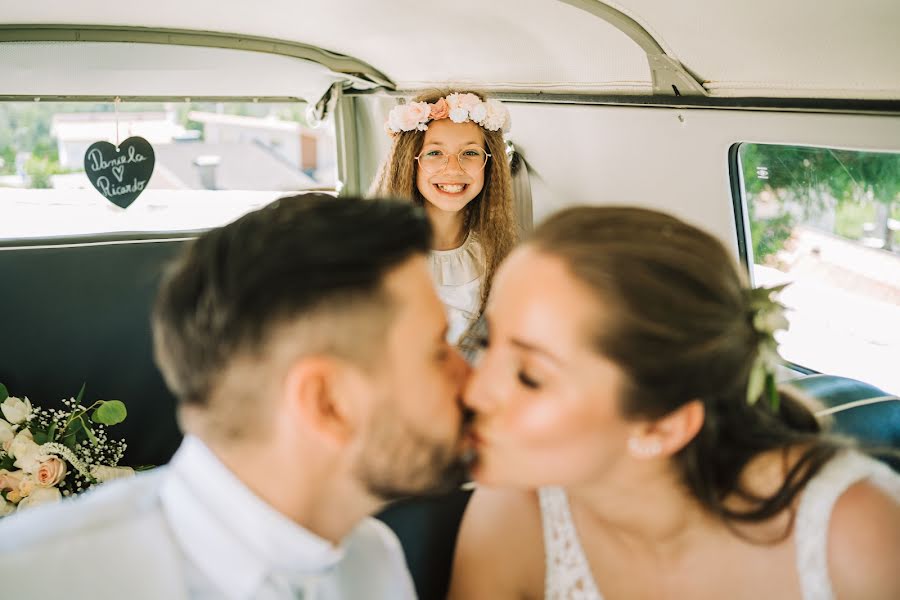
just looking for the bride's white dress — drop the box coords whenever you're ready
[538,451,900,600]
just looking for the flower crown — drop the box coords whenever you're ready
[745,283,790,410]
[385,93,511,136]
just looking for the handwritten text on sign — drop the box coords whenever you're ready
[83,137,155,209]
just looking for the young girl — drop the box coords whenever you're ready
[372,90,517,346]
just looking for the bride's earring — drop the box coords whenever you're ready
[627,436,662,459]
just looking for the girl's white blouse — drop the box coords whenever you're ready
[428,233,484,345]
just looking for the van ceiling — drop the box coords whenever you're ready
[2,0,898,100]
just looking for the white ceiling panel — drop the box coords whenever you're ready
[2,0,898,99]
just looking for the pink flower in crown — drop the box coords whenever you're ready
[444,93,469,123]
[456,93,482,112]
[429,98,450,120]
[403,101,432,130]
[445,93,463,111]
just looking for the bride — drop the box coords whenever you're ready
[449,206,900,599]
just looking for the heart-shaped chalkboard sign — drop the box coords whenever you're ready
[84,136,155,208]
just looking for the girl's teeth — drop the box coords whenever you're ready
[437,184,465,193]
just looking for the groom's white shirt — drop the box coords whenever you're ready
[0,436,417,599]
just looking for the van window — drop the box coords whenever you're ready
[0,101,335,239]
[736,143,900,394]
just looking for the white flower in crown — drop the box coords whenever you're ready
[386,93,511,134]
[469,102,488,124]
[482,99,510,132]
[449,107,469,123]
[387,105,407,133]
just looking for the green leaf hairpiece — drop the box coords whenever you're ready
[745,284,790,410]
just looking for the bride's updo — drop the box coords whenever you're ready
[529,206,843,527]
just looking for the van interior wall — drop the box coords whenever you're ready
[353,94,900,258]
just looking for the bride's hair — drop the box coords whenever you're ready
[530,206,846,533]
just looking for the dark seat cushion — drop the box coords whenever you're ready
[376,488,473,600]
[0,236,188,467]
[789,373,900,471]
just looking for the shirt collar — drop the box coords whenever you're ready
[160,436,345,600]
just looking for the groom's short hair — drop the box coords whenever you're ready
[152,194,431,424]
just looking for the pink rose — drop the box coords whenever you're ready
[35,456,67,488]
[401,101,431,131]
[429,98,450,120]
[456,93,482,112]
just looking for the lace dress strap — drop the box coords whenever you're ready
[538,487,604,600]
[794,451,900,600]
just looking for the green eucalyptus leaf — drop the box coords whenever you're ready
[92,401,127,426]
[75,382,86,405]
[46,421,57,443]
[33,430,48,445]
[0,383,7,401]
[61,430,79,451]
[0,453,15,470]
[766,373,780,412]
[83,419,99,446]
[746,357,765,405]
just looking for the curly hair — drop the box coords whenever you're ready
[370,89,518,318]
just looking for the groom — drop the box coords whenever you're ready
[0,194,472,599]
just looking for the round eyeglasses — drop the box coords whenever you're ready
[415,148,491,175]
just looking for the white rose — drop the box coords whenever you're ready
[449,107,469,123]
[9,429,43,473]
[456,93,482,112]
[1,396,32,425]
[0,418,16,446]
[468,103,488,124]
[387,105,406,132]
[16,486,61,511]
[482,100,510,132]
[91,465,135,483]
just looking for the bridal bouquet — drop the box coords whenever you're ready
[0,383,132,516]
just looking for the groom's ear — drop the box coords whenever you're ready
[282,356,366,447]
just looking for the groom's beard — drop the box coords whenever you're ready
[355,409,472,501]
